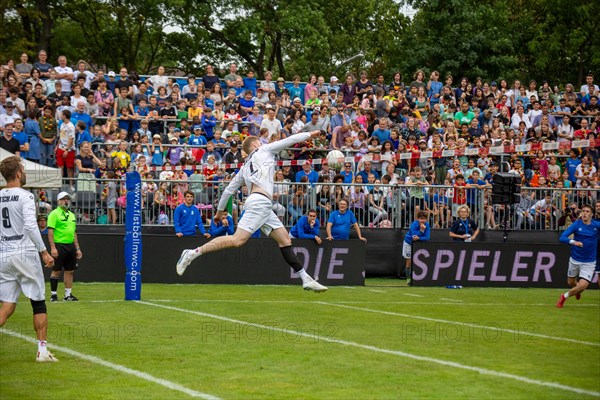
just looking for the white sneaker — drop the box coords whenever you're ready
[36,350,58,362]
[176,249,194,276]
[303,279,328,293]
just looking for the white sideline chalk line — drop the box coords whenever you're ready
[403,293,424,297]
[138,301,600,398]
[369,289,387,293]
[439,298,463,303]
[317,302,600,348]
[0,328,221,400]
[84,299,600,307]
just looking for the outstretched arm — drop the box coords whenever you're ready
[262,131,320,154]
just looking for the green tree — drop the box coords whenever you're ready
[50,0,173,73]
[526,0,600,86]
[400,0,520,82]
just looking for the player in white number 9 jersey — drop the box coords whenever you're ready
[0,155,58,361]
[176,129,328,292]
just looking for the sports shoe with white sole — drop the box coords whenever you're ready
[176,249,194,276]
[303,279,328,293]
[36,351,58,362]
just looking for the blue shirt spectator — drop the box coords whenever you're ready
[243,76,257,96]
[12,130,29,159]
[71,109,93,131]
[466,176,488,206]
[403,218,431,245]
[204,97,214,110]
[290,214,320,240]
[357,164,380,183]
[209,214,235,237]
[326,200,366,242]
[340,167,354,183]
[371,127,391,143]
[565,153,582,183]
[77,129,92,147]
[428,80,443,105]
[174,198,209,237]
[24,117,41,161]
[201,114,217,140]
[295,164,319,184]
[189,131,208,146]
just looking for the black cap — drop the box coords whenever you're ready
[230,141,238,147]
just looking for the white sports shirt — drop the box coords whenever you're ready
[217,132,312,211]
[0,187,47,257]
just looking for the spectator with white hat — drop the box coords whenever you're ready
[329,76,340,94]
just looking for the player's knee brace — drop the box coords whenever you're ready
[30,299,47,315]
[280,245,303,272]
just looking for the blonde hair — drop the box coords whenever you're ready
[242,136,260,156]
[457,205,471,216]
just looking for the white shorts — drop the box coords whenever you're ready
[238,193,284,237]
[0,252,46,303]
[568,258,596,283]
[402,241,412,259]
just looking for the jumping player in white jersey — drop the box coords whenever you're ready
[0,155,58,361]
[176,130,327,292]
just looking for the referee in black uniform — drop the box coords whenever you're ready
[48,191,83,302]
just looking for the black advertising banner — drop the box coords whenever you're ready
[46,234,365,286]
[411,241,598,288]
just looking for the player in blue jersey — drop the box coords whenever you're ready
[557,204,600,308]
[402,210,431,283]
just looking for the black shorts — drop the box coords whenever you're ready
[53,243,78,272]
[410,197,425,211]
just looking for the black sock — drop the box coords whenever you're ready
[50,277,59,292]
[280,245,303,272]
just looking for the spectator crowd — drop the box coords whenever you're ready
[1,51,599,230]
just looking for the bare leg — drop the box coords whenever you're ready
[192,228,253,259]
[67,168,74,186]
[33,313,48,341]
[567,279,589,297]
[269,226,292,247]
[64,271,74,289]
[0,302,17,326]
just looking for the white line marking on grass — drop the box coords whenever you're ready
[403,293,424,297]
[369,289,387,293]
[137,301,600,398]
[84,299,600,307]
[317,302,600,348]
[439,298,463,303]
[0,328,221,400]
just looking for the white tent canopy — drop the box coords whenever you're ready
[0,148,62,188]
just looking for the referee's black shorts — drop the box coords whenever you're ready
[53,243,78,272]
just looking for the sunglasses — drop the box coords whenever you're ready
[345,165,351,167]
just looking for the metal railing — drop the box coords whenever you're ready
[36,178,599,231]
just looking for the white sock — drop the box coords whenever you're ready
[298,269,312,283]
[564,292,569,299]
[190,247,202,260]
[65,288,72,297]
[37,340,47,352]
[51,291,57,296]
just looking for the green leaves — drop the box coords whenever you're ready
[1,0,598,84]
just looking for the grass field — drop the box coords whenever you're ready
[1,280,599,399]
